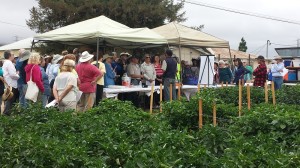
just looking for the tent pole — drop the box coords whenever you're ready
[228,45,233,70]
[96,37,99,67]
[30,39,35,52]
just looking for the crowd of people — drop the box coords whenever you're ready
[0,48,179,114]
[213,55,284,90]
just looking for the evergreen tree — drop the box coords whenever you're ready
[27,0,186,33]
[238,37,248,52]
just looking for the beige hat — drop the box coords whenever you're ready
[2,86,14,101]
[120,52,130,56]
[218,60,225,65]
[52,54,64,64]
[19,50,31,62]
[103,54,113,60]
[79,51,94,62]
[63,59,75,67]
[274,56,282,60]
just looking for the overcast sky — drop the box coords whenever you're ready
[1,0,300,58]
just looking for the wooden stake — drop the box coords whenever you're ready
[170,84,172,102]
[213,101,217,127]
[204,84,207,89]
[226,81,228,87]
[271,81,276,106]
[221,82,224,88]
[160,84,162,112]
[238,79,242,117]
[178,83,181,100]
[149,84,154,114]
[199,99,203,129]
[265,81,268,103]
[197,84,200,93]
[247,84,251,110]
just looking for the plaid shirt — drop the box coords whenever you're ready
[253,63,267,87]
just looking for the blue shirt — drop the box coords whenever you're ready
[104,63,116,87]
[271,62,284,77]
[16,59,28,86]
[0,67,3,77]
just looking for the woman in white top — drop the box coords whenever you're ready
[141,54,156,86]
[53,59,78,112]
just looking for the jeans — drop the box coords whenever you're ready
[163,78,176,101]
[18,84,27,108]
[42,95,49,107]
[272,76,283,90]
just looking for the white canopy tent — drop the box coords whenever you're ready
[33,15,167,48]
[152,22,229,48]
[0,37,33,51]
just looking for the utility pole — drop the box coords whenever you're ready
[266,40,270,59]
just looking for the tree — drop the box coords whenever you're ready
[190,25,204,31]
[238,37,248,52]
[27,0,186,33]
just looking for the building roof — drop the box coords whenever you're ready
[211,48,257,60]
[0,37,33,51]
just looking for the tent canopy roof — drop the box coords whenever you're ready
[152,22,229,48]
[0,37,33,51]
[34,15,167,48]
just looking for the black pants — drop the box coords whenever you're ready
[154,78,162,105]
[95,84,103,106]
[3,87,19,115]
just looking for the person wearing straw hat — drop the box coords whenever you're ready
[76,51,102,112]
[103,54,115,88]
[2,50,20,115]
[271,56,284,90]
[17,50,31,108]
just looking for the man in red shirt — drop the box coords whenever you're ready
[253,55,267,87]
[76,51,102,111]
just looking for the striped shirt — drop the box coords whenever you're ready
[154,63,163,76]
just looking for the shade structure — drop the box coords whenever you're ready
[34,15,167,48]
[152,22,229,48]
[0,37,33,51]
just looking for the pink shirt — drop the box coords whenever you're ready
[76,62,101,93]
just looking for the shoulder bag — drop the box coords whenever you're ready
[25,65,39,102]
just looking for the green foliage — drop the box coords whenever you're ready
[238,37,248,52]
[27,0,186,33]
[1,86,300,167]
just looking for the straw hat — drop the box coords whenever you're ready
[19,50,31,62]
[120,52,130,56]
[63,59,75,67]
[103,54,113,61]
[2,86,14,101]
[52,54,64,64]
[274,56,282,60]
[79,51,94,62]
[218,60,225,65]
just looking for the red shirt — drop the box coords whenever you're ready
[154,63,163,76]
[253,63,267,87]
[25,64,44,92]
[76,62,101,93]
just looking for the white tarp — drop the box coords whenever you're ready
[152,22,229,48]
[198,56,214,85]
[34,15,167,48]
[0,37,33,51]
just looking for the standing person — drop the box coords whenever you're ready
[46,54,64,102]
[218,60,232,84]
[76,51,102,112]
[24,53,45,102]
[127,55,143,107]
[153,55,163,107]
[233,58,249,85]
[17,50,31,108]
[271,56,284,90]
[92,54,106,105]
[44,55,52,72]
[73,48,81,64]
[253,55,267,87]
[53,59,78,112]
[243,60,253,82]
[141,54,156,86]
[103,54,116,88]
[162,49,177,101]
[0,59,5,113]
[213,62,219,84]
[39,56,51,107]
[115,52,129,85]
[2,50,20,115]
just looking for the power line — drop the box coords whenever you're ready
[0,20,29,29]
[249,44,266,53]
[184,0,300,26]
[270,43,296,47]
